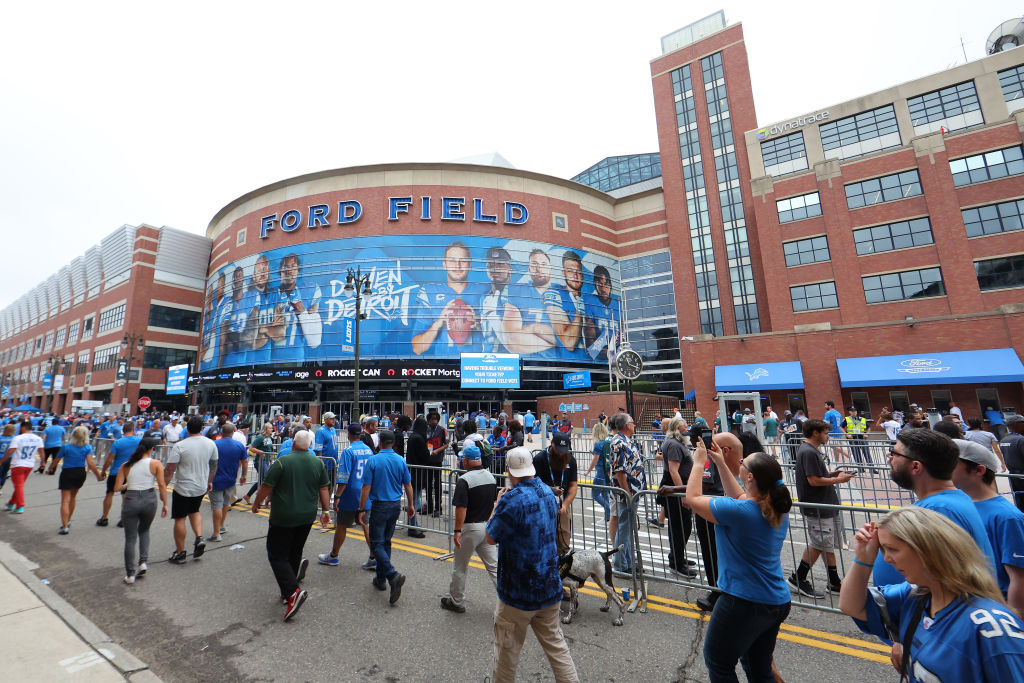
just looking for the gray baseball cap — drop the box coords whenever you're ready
[954,439,1001,473]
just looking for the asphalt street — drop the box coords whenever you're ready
[0,471,894,682]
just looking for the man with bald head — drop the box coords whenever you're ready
[658,430,742,612]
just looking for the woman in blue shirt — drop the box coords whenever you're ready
[839,506,1024,682]
[0,424,14,491]
[56,426,103,534]
[686,439,792,681]
[584,422,612,531]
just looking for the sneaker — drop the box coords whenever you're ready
[193,537,206,559]
[669,566,699,579]
[12,507,24,514]
[297,558,309,582]
[440,596,465,613]
[220,527,227,534]
[318,553,339,567]
[361,558,377,571]
[431,511,441,518]
[58,527,69,535]
[207,534,223,542]
[827,580,843,595]
[5,503,13,511]
[283,589,308,622]
[96,518,109,527]
[123,574,135,585]
[685,559,698,567]
[168,551,187,565]
[695,592,718,612]
[788,573,824,599]
[407,529,426,539]
[372,578,387,591]
[137,563,147,577]
[389,573,406,605]
[647,517,665,528]
[116,520,124,528]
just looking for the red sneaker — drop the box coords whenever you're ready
[284,588,308,621]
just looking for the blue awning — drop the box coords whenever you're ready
[714,361,804,391]
[836,348,1024,387]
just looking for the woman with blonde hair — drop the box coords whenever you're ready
[584,421,614,539]
[840,506,1024,681]
[56,425,103,534]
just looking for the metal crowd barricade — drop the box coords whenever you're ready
[92,437,114,462]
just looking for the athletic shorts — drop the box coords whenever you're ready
[44,446,61,460]
[58,467,87,491]
[208,487,235,510]
[171,491,205,519]
[336,509,359,527]
[806,515,838,551]
[106,472,119,495]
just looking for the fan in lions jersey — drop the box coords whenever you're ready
[411,241,487,356]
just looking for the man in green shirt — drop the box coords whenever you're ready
[762,410,779,444]
[252,429,330,621]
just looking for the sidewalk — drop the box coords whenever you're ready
[0,541,160,682]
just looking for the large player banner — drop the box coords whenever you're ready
[199,235,621,371]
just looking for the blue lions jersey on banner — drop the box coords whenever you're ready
[511,284,561,360]
[221,289,259,368]
[549,284,588,361]
[412,281,488,356]
[249,287,276,365]
[583,291,620,361]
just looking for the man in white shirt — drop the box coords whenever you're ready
[949,400,964,422]
[163,417,182,445]
[2,421,44,512]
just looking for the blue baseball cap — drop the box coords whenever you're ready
[462,445,482,462]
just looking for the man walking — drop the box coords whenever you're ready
[523,410,536,443]
[485,447,578,682]
[251,429,330,621]
[440,445,498,613]
[1001,415,1024,513]
[98,421,141,527]
[318,423,375,569]
[314,412,339,496]
[164,416,218,564]
[208,423,247,542]
[358,430,415,605]
[790,419,854,598]
[609,412,645,575]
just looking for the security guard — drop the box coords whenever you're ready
[842,405,871,466]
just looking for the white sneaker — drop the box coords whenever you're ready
[136,563,147,577]
[123,575,135,585]
[208,534,223,542]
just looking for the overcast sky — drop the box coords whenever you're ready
[1,1,1020,311]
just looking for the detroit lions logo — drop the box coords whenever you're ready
[745,367,769,381]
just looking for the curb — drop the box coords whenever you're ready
[0,541,160,681]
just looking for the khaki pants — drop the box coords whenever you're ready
[447,522,497,606]
[556,504,572,555]
[492,600,579,683]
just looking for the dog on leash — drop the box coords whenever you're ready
[557,545,626,626]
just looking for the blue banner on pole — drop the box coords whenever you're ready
[42,374,52,391]
[562,371,591,390]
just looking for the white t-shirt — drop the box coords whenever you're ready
[7,433,44,469]
[949,406,963,420]
[162,423,181,443]
[881,420,901,440]
[231,431,247,447]
[463,433,485,450]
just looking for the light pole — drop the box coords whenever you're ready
[46,355,64,414]
[119,332,145,415]
[343,267,373,424]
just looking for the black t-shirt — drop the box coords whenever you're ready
[659,437,693,488]
[1001,432,1024,472]
[533,450,578,497]
[452,466,498,524]
[795,441,839,517]
[506,430,524,449]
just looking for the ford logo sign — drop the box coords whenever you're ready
[899,358,941,368]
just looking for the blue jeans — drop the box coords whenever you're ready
[703,593,790,682]
[368,500,401,582]
[592,477,610,523]
[612,496,633,572]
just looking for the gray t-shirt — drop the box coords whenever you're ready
[168,436,218,497]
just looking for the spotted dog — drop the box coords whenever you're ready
[557,545,626,626]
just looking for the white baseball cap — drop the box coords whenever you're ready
[506,447,536,477]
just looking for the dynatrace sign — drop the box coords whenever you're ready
[260,197,529,239]
[756,111,830,140]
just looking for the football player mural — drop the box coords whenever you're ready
[198,235,621,371]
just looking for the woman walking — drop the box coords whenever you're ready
[57,426,103,534]
[686,439,792,681]
[840,507,1024,680]
[0,424,15,492]
[584,421,613,539]
[114,437,168,584]
[240,423,276,505]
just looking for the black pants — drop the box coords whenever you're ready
[695,514,719,588]
[266,523,312,597]
[665,496,693,572]
[426,468,442,513]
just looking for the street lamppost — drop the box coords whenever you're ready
[343,267,373,424]
[119,333,145,415]
[46,354,64,414]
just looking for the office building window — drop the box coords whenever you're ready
[76,350,90,374]
[962,199,1024,238]
[43,331,54,352]
[950,146,1024,187]
[845,170,922,209]
[92,346,120,372]
[54,326,66,349]
[783,236,830,267]
[82,316,94,339]
[851,391,871,418]
[975,254,1024,291]
[67,321,79,345]
[148,304,201,332]
[142,345,197,369]
[820,104,901,160]
[97,304,125,333]
[907,81,983,135]
[790,281,838,312]
[999,64,1024,113]
[853,217,934,255]
[761,132,808,176]
[862,267,945,303]
[777,191,822,223]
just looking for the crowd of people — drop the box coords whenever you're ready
[4,399,1024,681]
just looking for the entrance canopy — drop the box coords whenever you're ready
[714,361,804,391]
[836,348,1024,387]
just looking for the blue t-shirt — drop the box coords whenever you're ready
[98,422,115,439]
[336,441,374,511]
[487,434,506,450]
[0,435,12,459]
[475,414,488,429]
[314,425,338,465]
[109,435,142,475]
[212,438,248,490]
[823,409,843,436]
[278,438,293,457]
[486,477,563,611]
[582,291,620,361]
[363,448,411,502]
[709,497,790,605]
[522,413,536,428]
[874,489,997,586]
[411,281,487,356]
[855,582,1024,682]
[379,417,391,430]
[975,495,1024,595]
[43,425,65,448]
[58,443,92,469]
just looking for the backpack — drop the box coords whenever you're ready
[479,438,493,463]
